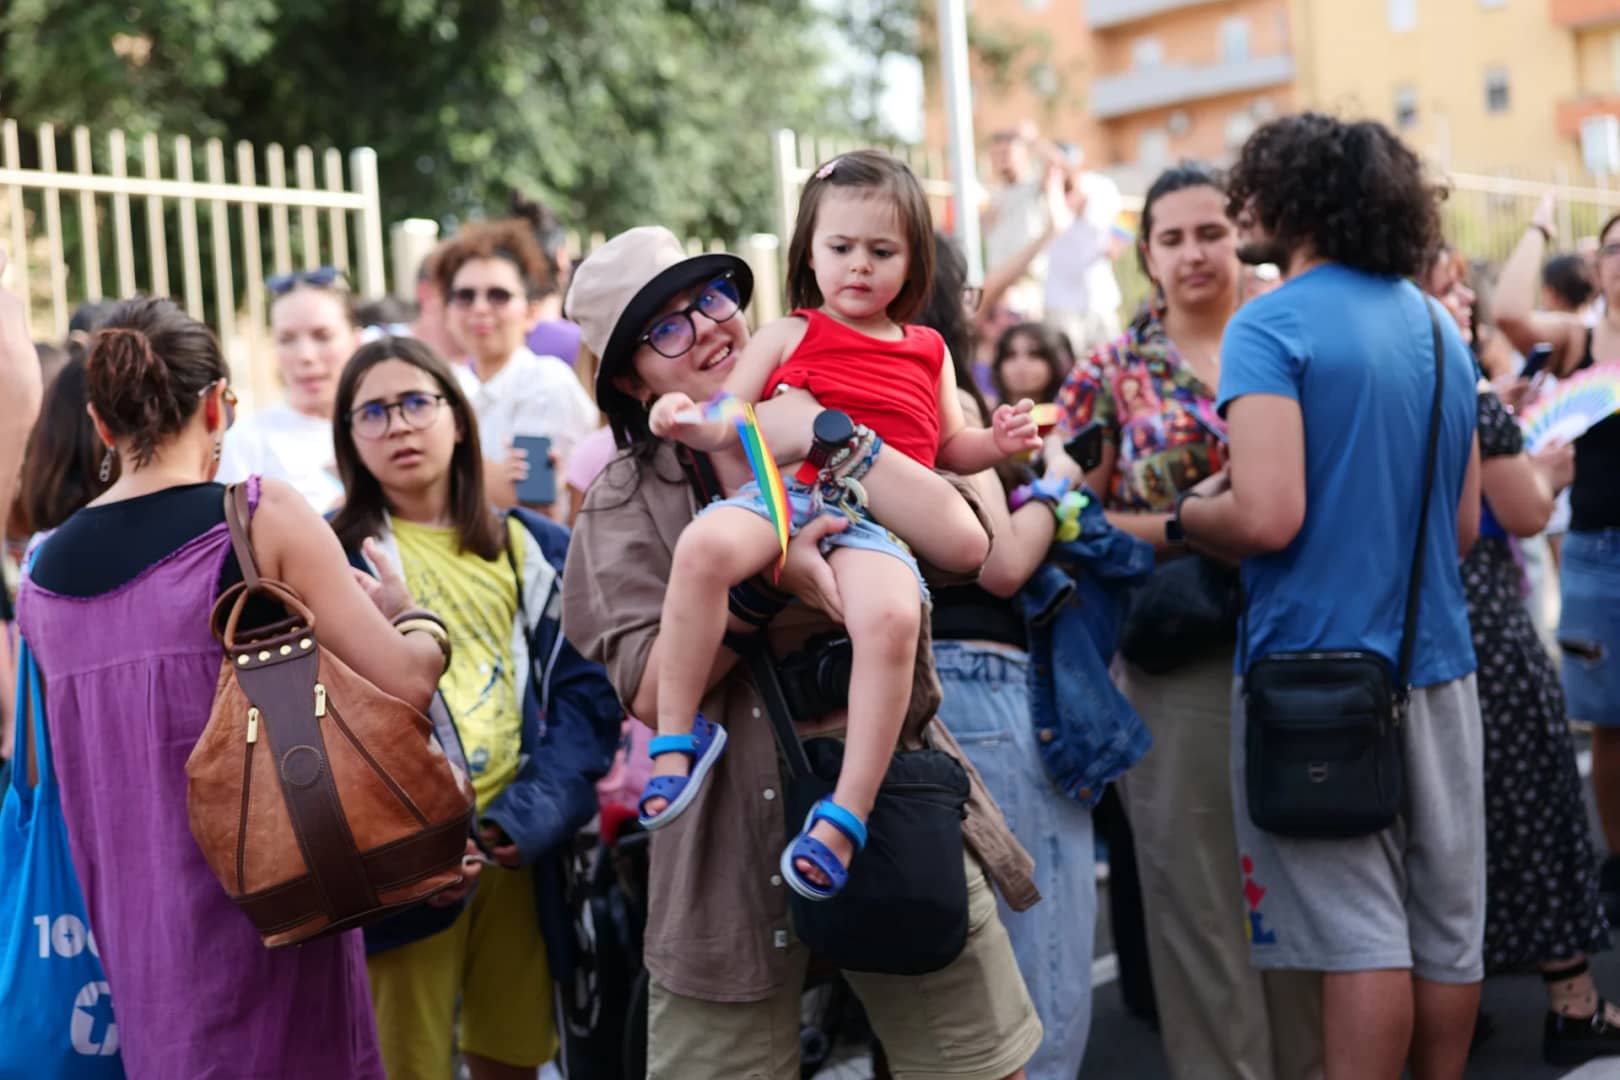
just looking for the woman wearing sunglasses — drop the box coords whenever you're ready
[328,335,620,1080]
[435,219,598,517]
[562,227,1041,1080]
[217,265,362,511]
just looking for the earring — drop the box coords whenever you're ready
[99,448,115,483]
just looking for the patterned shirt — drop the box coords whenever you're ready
[1054,314,1227,512]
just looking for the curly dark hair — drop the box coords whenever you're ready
[1226,113,1445,278]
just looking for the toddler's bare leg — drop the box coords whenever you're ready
[794,547,920,885]
[646,506,783,815]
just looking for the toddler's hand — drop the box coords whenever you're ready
[992,399,1043,456]
[649,392,699,439]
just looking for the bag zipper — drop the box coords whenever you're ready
[236,707,259,892]
[323,699,429,826]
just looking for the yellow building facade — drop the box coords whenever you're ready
[1293,0,1582,174]
[928,0,1620,179]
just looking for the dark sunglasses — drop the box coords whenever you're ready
[347,392,447,440]
[448,286,517,309]
[267,266,347,295]
[639,274,741,359]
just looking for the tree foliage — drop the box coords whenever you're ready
[0,0,901,238]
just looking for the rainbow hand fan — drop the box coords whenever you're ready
[705,392,790,575]
[1518,362,1620,453]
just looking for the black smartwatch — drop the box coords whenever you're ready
[1166,490,1200,544]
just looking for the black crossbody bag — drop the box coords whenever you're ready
[678,449,971,975]
[1243,301,1446,839]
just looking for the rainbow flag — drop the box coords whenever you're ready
[707,393,790,576]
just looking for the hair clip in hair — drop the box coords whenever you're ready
[815,158,840,181]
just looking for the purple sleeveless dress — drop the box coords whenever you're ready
[15,479,383,1079]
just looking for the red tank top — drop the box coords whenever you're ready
[764,309,944,467]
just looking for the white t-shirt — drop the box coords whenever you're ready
[217,404,343,512]
[455,346,598,463]
[984,179,1049,319]
[1045,171,1123,320]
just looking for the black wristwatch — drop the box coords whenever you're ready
[1166,490,1200,544]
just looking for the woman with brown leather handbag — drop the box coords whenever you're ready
[13,296,466,1079]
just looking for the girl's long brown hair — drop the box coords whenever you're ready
[330,336,505,560]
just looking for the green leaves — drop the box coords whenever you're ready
[0,0,896,241]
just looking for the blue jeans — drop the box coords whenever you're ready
[933,641,1096,1080]
[1561,529,1620,726]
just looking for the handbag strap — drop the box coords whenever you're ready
[678,448,815,780]
[9,639,52,795]
[1394,300,1448,694]
[223,481,261,590]
[1239,297,1448,695]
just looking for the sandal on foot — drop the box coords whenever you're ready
[780,798,867,901]
[637,715,727,831]
[1545,999,1620,1066]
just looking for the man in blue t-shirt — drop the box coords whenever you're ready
[1178,113,1484,1079]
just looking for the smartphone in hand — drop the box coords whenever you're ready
[1063,421,1107,473]
[1520,342,1556,381]
[511,435,556,506]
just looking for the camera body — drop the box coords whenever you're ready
[777,634,853,720]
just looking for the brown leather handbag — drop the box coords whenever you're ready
[185,484,474,948]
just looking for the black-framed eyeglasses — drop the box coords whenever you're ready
[639,274,741,359]
[347,392,447,440]
[448,286,517,309]
[267,266,348,295]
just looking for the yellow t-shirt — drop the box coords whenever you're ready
[392,516,526,814]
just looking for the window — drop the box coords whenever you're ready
[1219,17,1251,63]
[1485,66,1511,113]
[1131,36,1164,70]
[1225,111,1258,149]
[1388,0,1416,31]
[1394,85,1419,129]
[1138,129,1171,168]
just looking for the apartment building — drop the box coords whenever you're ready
[1551,0,1620,170]
[1295,0,1581,174]
[928,0,1612,178]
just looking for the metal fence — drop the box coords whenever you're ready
[8,115,1620,402]
[0,117,385,407]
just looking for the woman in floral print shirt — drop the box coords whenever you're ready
[1051,164,1323,1080]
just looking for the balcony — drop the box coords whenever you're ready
[1089,54,1295,119]
[1087,0,1227,29]
[1550,0,1620,28]
[1557,94,1620,137]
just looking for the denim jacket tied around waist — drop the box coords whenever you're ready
[1016,488,1155,808]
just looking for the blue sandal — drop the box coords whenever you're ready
[780,798,868,901]
[637,715,728,831]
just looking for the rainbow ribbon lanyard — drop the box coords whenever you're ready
[704,393,790,575]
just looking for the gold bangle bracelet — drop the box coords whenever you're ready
[396,618,452,668]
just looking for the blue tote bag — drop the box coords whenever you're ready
[0,639,124,1077]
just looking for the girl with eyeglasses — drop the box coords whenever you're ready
[217,267,362,511]
[638,150,1040,901]
[328,335,620,1080]
[435,218,597,518]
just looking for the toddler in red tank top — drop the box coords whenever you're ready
[639,151,1041,899]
